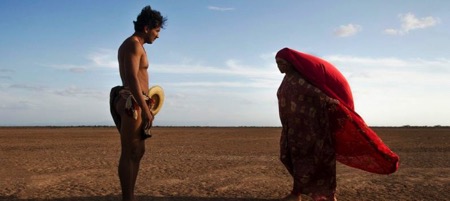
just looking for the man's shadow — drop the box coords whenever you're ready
[0,195,278,201]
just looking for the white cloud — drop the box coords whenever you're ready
[325,55,409,68]
[164,80,277,89]
[148,56,282,126]
[69,67,86,73]
[259,52,276,60]
[0,84,111,126]
[7,83,106,100]
[6,50,449,126]
[323,54,450,106]
[324,55,450,72]
[153,59,280,81]
[53,86,106,99]
[323,54,450,126]
[324,55,450,89]
[401,13,440,31]
[383,28,401,35]
[334,24,362,37]
[0,69,15,73]
[42,63,86,71]
[88,49,117,68]
[384,13,440,35]
[155,54,450,127]
[208,6,235,11]
[0,75,11,80]
[9,84,47,91]
[0,69,14,80]
[40,48,116,73]
[151,59,282,91]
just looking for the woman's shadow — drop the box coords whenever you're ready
[0,195,278,201]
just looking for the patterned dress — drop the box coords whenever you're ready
[278,72,338,199]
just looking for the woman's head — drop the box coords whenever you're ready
[275,48,298,74]
[275,57,295,74]
[275,47,355,109]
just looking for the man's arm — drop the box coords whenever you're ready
[123,41,153,129]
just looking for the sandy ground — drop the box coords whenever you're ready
[0,127,449,201]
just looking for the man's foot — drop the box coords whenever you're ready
[281,193,301,201]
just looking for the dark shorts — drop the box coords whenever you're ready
[109,86,152,140]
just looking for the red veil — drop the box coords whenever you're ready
[276,48,399,174]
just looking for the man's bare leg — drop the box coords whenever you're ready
[118,110,145,201]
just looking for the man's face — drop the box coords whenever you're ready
[145,26,161,44]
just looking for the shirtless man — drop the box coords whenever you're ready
[109,5,166,201]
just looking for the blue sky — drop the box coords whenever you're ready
[0,1,448,126]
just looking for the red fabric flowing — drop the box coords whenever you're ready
[276,48,399,174]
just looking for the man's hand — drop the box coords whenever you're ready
[142,111,154,130]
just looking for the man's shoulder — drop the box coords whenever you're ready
[120,37,140,48]
[119,37,143,54]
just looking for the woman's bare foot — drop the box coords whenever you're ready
[310,194,337,201]
[281,193,301,201]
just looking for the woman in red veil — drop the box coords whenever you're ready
[275,48,399,201]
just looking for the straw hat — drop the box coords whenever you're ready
[148,85,165,115]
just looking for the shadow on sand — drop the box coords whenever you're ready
[0,195,278,201]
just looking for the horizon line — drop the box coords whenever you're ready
[0,125,449,128]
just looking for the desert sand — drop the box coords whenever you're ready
[0,127,449,201]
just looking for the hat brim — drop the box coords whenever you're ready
[148,85,165,115]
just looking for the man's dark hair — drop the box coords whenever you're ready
[133,5,167,32]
